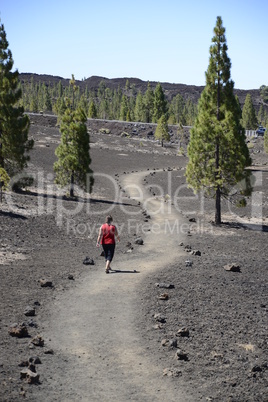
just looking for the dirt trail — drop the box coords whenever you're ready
[41,171,190,401]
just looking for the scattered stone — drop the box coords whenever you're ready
[34,301,41,306]
[153,323,163,329]
[31,335,44,347]
[20,368,40,384]
[189,217,196,222]
[24,306,35,317]
[252,365,262,372]
[175,349,189,361]
[44,349,54,355]
[177,327,190,337]
[8,323,29,338]
[224,263,241,272]
[155,283,175,289]
[179,242,184,246]
[40,279,53,288]
[134,237,144,245]
[158,293,169,300]
[184,245,192,252]
[169,338,178,348]
[27,319,38,328]
[68,274,74,280]
[18,360,29,367]
[154,313,166,323]
[191,250,201,256]
[161,339,169,346]
[29,356,42,364]
[28,363,36,373]
[126,242,132,248]
[163,368,182,377]
[83,256,95,265]
[185,260,193,267]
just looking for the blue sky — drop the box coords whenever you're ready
[1,0,267,89]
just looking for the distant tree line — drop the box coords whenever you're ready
[17,77,198,126]
[18,76,268,131]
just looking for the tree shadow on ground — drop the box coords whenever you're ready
[11,189,136,208]
[222,221,268,232]
[0,210,28,219]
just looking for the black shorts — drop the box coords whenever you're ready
[102,244,115,262]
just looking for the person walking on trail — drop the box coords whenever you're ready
[97,215,120,274]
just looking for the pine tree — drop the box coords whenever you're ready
[134,91,144,122]
[0,21,33,175]
[264,127,268,153]
[241,93,258,129]
[170,93,185,124]
[119,94,129,121]
[143,82,154,123]
[153,83,167,123]
[257,104,264,125]
[186,16,252,225]
[43,84,52,111]
[54,84,93,197]
[154,114,170,147]
[88,100,97,118]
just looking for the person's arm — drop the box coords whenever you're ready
[115,227,120,242]
[96,227,102,247]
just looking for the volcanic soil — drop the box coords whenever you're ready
[0,115,267,401]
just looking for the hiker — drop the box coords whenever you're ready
[97,215,120,273]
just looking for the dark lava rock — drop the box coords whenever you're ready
[8,323,29,338]
[24,306,36,317]
[177,327,190,337]
[40,279,53,287]
[31,335,44,347]
[20,368,40,384]
[83,256,95,265]
[224,263,241,272]
[155,283,175,289]
[191,250,201,256]
[175,349,189,361]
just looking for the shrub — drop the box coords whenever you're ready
[11,176,34,192]
[99,128,111,134]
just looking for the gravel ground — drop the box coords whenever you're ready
[0,116,267,401]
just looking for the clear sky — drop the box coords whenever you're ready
[1,0,267,89]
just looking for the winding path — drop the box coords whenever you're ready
[42,171,190,401]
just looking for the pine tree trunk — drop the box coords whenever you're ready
[70,171,74,197]
[215,186,221,224]
[215,53,221,225]
[0,130,4,169]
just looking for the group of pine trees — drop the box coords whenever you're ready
[0,16,266,224]
[18,77,197,126]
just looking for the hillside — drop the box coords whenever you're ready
[19,73,264,110]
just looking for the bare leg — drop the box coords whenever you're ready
[105,260,111,272]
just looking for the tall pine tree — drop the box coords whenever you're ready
[153,83,167,123]
[54,78,93,197]
[143,82,154,123]
[0,21,33,175]
[186,16,252,224]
